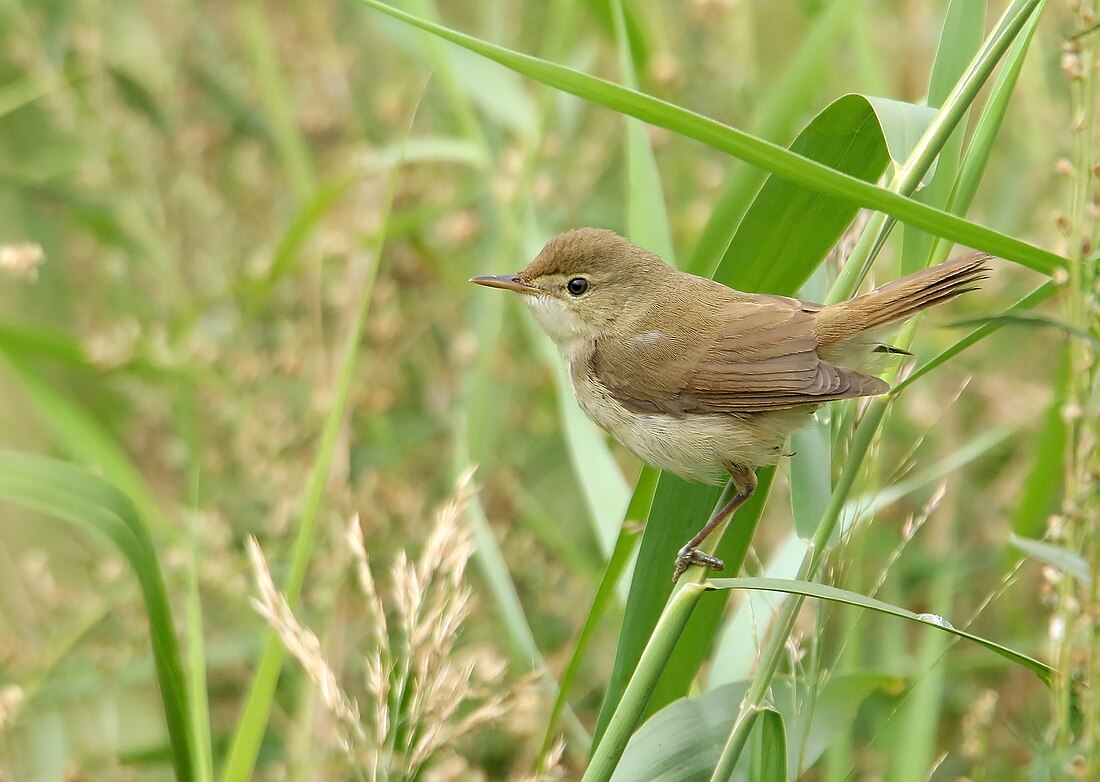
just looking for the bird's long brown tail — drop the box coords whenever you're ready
[815,252,991,347]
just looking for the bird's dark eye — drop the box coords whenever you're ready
[566,277,589,296]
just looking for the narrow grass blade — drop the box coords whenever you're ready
[1011,534,1092,583]
[0,320,90,366]
[243,176,358,307]
[928,0,1045,269]
[0,71,84,118]
[238,2,315,202]
[539,466,657,768]
[464,479,590,749]
[0,452,195,779]
[892,280,1059,395]
[706,577,1053,683]
[527,319,629,558]
[187,540,215,782]
[581,0,651,68]
[840,426,1015,530]
[611,0,674,263]
[357,0,1065,276]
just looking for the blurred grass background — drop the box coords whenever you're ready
[0,0,1091,779]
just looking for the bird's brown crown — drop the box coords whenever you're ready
[518,228,670,285]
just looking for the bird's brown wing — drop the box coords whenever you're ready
[591,299,887,415]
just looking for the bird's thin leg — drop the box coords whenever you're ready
[673,464,758,582]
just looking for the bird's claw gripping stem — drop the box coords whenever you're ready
[672,546,725,582]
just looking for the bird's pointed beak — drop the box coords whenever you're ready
[469,273,542,295]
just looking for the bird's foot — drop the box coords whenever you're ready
[672,546,725,582]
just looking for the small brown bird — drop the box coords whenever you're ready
[472,228,989,581]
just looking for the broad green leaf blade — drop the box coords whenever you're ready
[863,97,940,182]
[750,709,787,782]
[713,94,889,294]
[611,675,893,782]
[1011,534,1092,583]
[593,474,723,745]
[706,577,1053,683]
[790,269,832,541]
[357,0,1065,276]
[0,452,195,779]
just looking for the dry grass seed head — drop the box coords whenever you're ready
[246,537,364,741]
[346,513,388,649]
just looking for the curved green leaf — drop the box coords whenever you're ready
[0,452,195,779]
[706,577,1053,684]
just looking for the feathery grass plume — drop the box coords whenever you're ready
[252,467,546,780]
[247,537,365,747]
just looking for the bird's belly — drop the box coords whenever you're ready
[570,369,803,483]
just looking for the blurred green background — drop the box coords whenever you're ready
[0,0,1089,779]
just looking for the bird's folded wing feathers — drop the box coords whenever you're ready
[591,300,887,415]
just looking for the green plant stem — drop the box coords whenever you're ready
[1054,0,1099,764]
[580,582,707,782]
[707,401,886,780]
